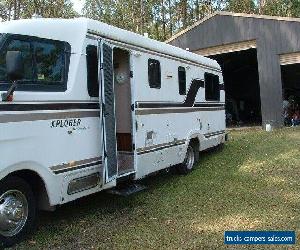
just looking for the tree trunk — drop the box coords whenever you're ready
[8,2,12,20]
[182,0,187,28]
[140,0,144,34]
[155,22,159,40]
[195,0,199,20]
[161,0,166,40]
[168,0,173,36]
[259,0,266,14]
[13,0,17,19]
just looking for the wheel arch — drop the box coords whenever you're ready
[0,163,60,211]
[187,134,200,151]
[5,170,54,211]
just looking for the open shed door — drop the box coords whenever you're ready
[98,40,118,183]
[195,40,257,56]
[280,52,300,65]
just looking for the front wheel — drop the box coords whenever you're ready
[176,143,199,175]
[0,176,37,248]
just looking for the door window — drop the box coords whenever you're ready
[86,45,99,97]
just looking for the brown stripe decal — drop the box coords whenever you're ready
[135,106,225,115]
[204,130,226,138]
[50,157,102,174]
[183,79,204,107]
[135,78,223,111]
[0,111,100,124]
[136,102,224,108]
[137,140,186,155]
[194,102,225,107]
[0,102,99,111]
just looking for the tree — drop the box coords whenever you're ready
[258,0,300,17]
[82,0,240,41]
[227,0,257,14]
[290,0,300,17]
[0,0,77,21]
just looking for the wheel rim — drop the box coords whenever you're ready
[184,146,195,170]
[0,190,29,237]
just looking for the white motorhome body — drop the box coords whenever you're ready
[0,18,225,246]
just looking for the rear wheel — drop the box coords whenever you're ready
[0,176,37,248]
[177,142,199,174]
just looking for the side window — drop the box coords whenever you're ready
[34,41,64,82]
[178,66,186,95]
[148,59,161,89]
[0,35,69,91]
[205,72,220,101]
[0,39,33,81]
[86,45,99,97]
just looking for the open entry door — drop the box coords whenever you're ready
[98,40,118,183]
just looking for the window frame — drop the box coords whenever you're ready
[205,72,220,101]
[0,34,71,92]
[178,66,186,95]
[148,58,161,89]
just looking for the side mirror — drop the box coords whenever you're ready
[6,51,24,81]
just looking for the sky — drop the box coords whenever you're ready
[71,0,85,14]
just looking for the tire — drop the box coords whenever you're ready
[0,176,37,248]
[176,142,199,175]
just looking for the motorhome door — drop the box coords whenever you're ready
[98,40,118,183]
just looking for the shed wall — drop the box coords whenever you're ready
[169,15,300,127]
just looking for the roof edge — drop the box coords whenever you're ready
[165,12,219,43]
[166,11,300,43]
[219,11,300,22]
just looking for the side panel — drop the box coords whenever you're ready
[131,50,225,179]
[0,109,102,206]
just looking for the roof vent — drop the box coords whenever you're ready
[32,14,43,19]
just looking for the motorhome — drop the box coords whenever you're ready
[0,17,226,247]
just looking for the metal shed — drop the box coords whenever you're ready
[167,11,300,128]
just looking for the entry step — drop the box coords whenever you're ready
[118,151,135,176]
[107,183,147,196]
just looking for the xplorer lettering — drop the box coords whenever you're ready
[51,119,82,128]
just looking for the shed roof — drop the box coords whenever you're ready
[166,11,300,43]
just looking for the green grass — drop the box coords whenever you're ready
[13,128,300,250]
